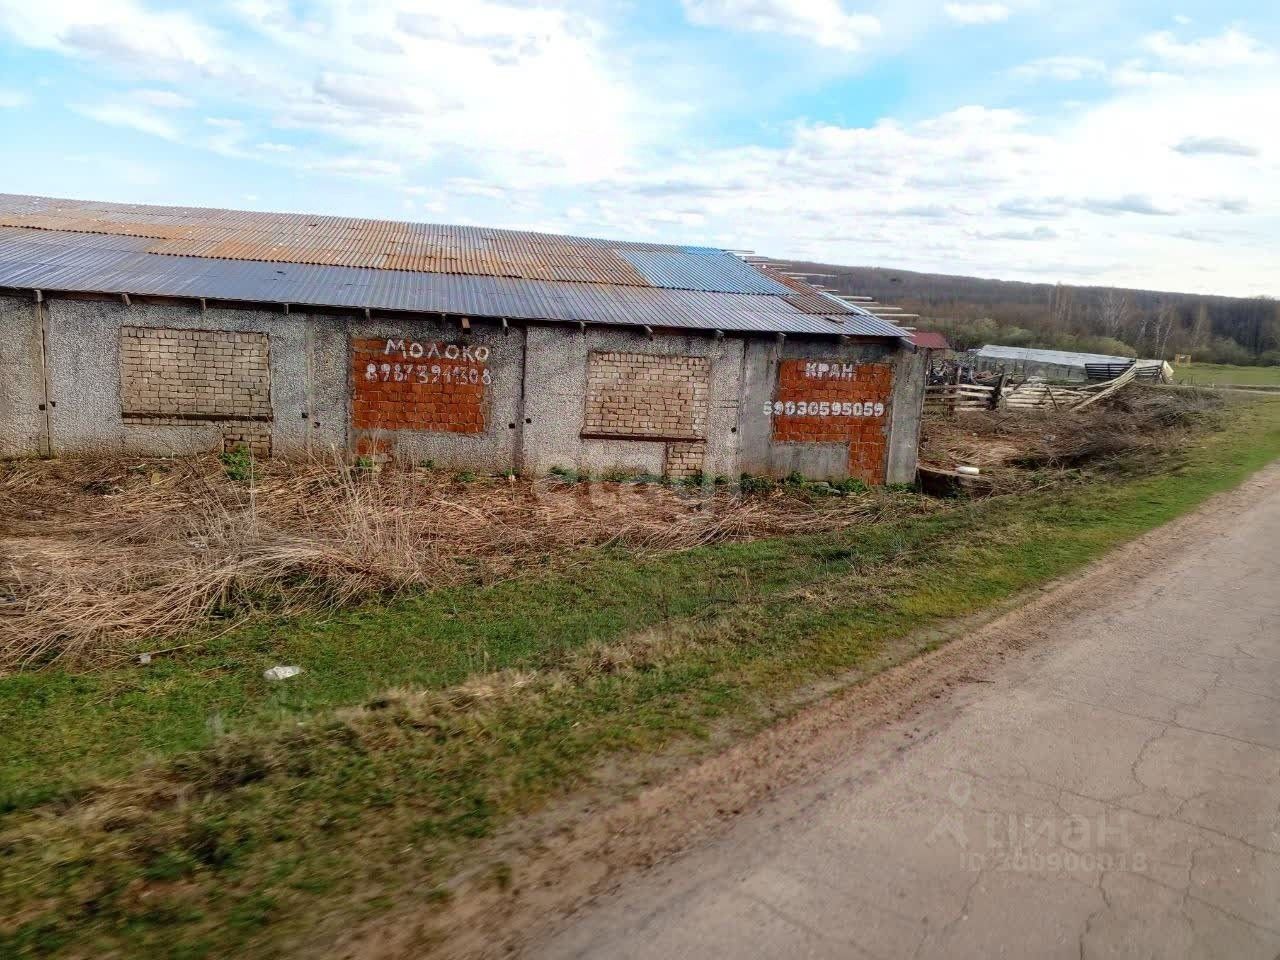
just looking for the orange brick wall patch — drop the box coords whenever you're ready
[768,359,894,483]
[352,337,490,434]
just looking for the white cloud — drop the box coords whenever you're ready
[1013,56,1107,81]
[1082,194,1178,216]
[1143,28,1274,69]
[681,0,881,52]
[305,155,403,181]
[944,3,1010,25]
[238,1,656,183]
[74,101,180,139]
[568,50,1280,294]
[1109,60,1180,88]
[0,88,29,107]
[0,0,224,78]
[0,0,664,187]
[1173,136,1259,157]
[132,89,194,109]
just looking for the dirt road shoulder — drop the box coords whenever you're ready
[348,462,1280,959]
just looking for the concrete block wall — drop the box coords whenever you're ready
[0,295,47,456]
[0,296,346,459]
[520,326,745,479]
[0,293,925,483]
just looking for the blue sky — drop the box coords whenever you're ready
[0,1,1277,295]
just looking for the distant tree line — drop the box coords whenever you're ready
[782,262,1280,365]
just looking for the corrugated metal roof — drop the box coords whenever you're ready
[910,331,951,350]
[615,248,787,295]
[0,193,801,295]
[974,345,1165,369]
[0,226,909,338]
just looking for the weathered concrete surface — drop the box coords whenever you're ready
[0,294,46,456]
[1,294,926,480]
[533,471,1280,959]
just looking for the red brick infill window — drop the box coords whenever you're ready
[768,359,894,483]
[352,337,490,434]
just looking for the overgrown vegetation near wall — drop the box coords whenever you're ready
[1,392,1276,960]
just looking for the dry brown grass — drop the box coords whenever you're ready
[918,385,1224,489]
[1,387,1220,671]
[0,456,899,670]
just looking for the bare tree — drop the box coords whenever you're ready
[1050,284,1075,332]
[1099,289,1131,339]
[1191,302,1211,349]
[1155,302,1178,359]
[1133,311,1152,354]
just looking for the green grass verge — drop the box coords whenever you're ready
[1174,362,1280,387]
[3,397,1279,959]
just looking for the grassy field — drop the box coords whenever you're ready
[3,396,1280,958]
[1173,363,1280,387]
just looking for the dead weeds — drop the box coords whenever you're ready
[919,385,1224,489]
[0,457,902,670]
[0,387,1221,671]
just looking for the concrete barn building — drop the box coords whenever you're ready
[0,194,925,484]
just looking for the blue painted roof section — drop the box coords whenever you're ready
[617,248,791,295]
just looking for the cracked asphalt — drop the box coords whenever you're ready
[530,472,1280,959]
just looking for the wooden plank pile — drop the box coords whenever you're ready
[923,382,997,413]
[923,362,1144,415]
[1001,381,1089,410]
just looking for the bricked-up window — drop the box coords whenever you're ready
[583,351,710,440]
[352,337,490,434]
[120,327,271,421]
[768,359,894,483]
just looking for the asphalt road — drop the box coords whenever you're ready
[531,469,1280,959]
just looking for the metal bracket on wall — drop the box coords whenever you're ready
[199,298,208,314]
[120,293,131,306]
[643,325,654,339]
[501,317,509,335]
[577,321,587,334]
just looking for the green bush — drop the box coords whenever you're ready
[830,477,870,494]
[219,447,254,483]
[738,474,777,495]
